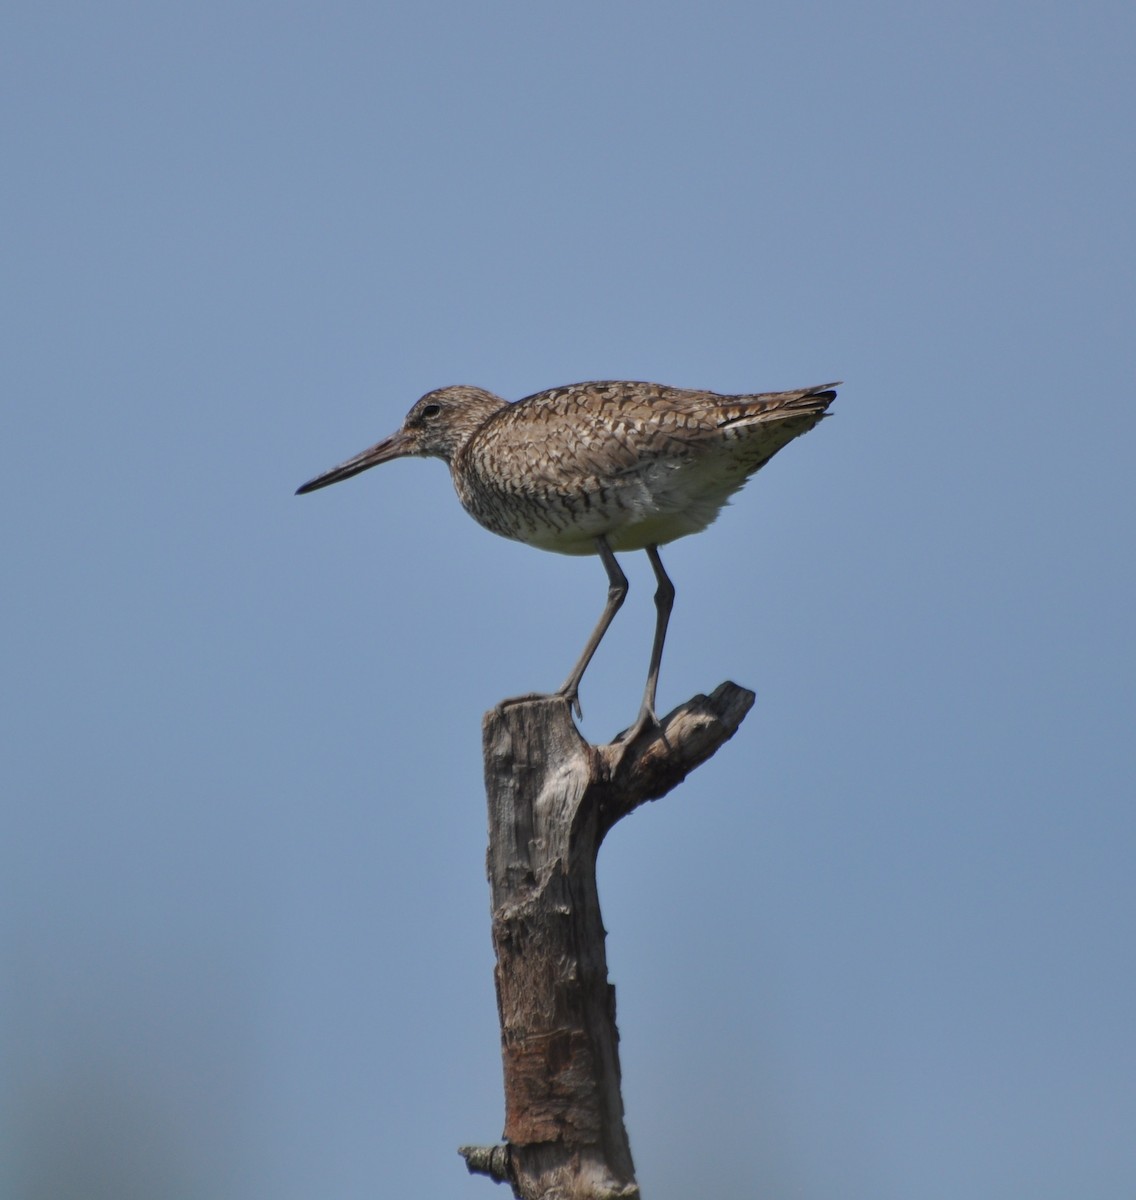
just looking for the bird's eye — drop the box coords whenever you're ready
[421,403,442,419]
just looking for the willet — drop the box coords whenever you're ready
[297,379,838,739]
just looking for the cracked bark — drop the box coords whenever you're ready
[459,681,755,1200]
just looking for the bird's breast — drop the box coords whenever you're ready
[450,448,738,555]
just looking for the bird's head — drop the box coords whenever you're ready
[295,386,507,495]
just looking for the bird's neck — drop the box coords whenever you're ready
[431,391,510,463]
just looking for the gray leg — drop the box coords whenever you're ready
[620,544,675,743]
[557,536,627,718]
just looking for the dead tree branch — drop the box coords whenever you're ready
[460,682,754,1199]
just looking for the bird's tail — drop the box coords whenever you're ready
[699,382,839,473]
[723,381,840,426]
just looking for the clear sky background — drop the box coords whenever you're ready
[3,2,1133,1197]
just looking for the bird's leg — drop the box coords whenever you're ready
[617,544,675,744]
[557,536,628,719]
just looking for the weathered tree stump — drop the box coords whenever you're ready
[459,681,755,1199]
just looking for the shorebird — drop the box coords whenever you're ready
[297,380,838,740]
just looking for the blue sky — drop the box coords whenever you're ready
[3,2,1134,1197]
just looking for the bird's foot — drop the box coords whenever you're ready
[554,685,584,721]
[613,702,663,747]
[498,689,581,719]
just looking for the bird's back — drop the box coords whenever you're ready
[451,381,838,554]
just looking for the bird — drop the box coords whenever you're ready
[297,379,839,741]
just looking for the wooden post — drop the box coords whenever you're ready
[459,682,755,1199]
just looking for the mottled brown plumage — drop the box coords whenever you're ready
[297,379,838,737]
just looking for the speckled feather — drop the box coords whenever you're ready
[443,380,838,554]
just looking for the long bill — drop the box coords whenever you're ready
[295,429,412,495]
